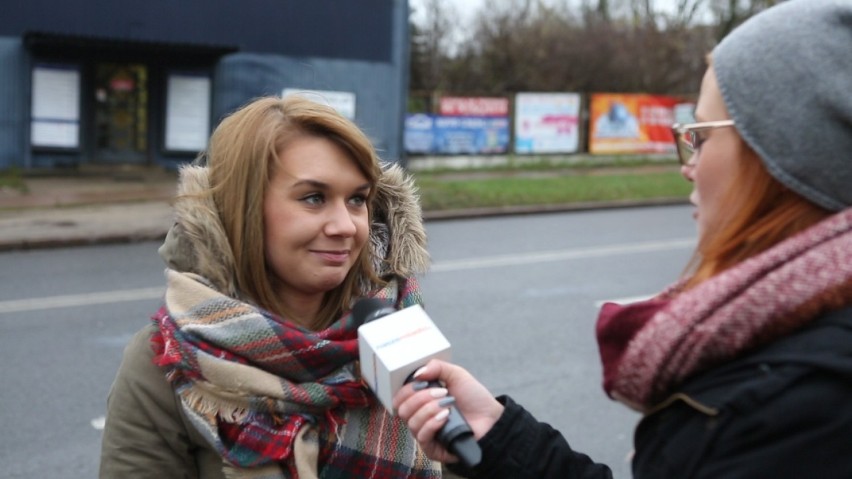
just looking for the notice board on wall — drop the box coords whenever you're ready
[30,65,81,149]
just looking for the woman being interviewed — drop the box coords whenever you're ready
[100,96,439,478]
[394,0,852,477]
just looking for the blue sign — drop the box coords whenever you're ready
[404,114,509,154]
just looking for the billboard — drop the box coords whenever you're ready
[404,114,510,155]
[589,94,688,154]
[514,93,581,154]
[283,88,357,120]
[439,96,509,117]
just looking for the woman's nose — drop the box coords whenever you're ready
[680,160,696,182]
[324,201,357,237]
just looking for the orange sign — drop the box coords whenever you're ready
[589,94,684,155]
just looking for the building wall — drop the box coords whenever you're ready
[214,53,405,162]
[0,0,409,170]
[0,38,26,169]
[1,0,394,62]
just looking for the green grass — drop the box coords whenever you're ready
[414,170,691,211]
[0,168,27,193]
[409,154,678,175]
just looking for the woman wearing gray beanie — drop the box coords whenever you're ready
[393,0,852,477]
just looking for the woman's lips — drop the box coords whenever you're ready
[312,250,350,264]
[689,193,699,219]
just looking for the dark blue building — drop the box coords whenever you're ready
[0,0,410,170]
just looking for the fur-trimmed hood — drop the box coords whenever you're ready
[158,163,429,299]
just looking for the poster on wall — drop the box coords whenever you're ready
[513,93,581,154]
[30,65,81,148]
[165,74,211,152]
[283,89,356,120]
[673,103,697,125]
[404,114,435,154]
[589,94,683,154]
[439,96,509,117]
[404,114,510,155]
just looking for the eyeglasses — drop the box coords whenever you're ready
[671,120,736,166]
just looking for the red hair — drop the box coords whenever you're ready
[683,146,830,289]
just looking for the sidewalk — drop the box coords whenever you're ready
[0,168,178,251]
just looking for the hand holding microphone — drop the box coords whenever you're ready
[394,360,505,467]
[354,298,483,468]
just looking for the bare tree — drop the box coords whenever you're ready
[708,0,784,39]
[409,0,459,92]
[407,0,773,97]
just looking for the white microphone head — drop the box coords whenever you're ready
[357,304,452,412]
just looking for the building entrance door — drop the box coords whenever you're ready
[93,63,148,164]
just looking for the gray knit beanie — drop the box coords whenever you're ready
[713,0,852,212]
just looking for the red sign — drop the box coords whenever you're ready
[110,78,135,92]
[439,97,509,117]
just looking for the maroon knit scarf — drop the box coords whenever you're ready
[597,208,852,411]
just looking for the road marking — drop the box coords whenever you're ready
[430,238,694,273]
[91,416,106,431]
[0,286,164,314]
[0,239,694,314]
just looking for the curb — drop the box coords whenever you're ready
[0,231,169,252]
[0,201,176,252]
[422,197,688,220]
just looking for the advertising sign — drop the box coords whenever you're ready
[30,65,81,148]
[673,103,697,125]
[514,93,581,154]
[589,94,683,154]
[439,96,510,117]
[404,114,510,155]
[165,74,211,152]
[283,88,356,120]
[404,114,435,154]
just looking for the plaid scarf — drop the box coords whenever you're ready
[151,269,440,478]
[597,207,852,412]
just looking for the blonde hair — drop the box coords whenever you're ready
[683,144,830,289]
[205,96,382,329]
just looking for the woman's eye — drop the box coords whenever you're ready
[349,194,367,207]
[302,193,324,205]
[693,132,708,150]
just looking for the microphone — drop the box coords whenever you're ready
[354,298,482,468]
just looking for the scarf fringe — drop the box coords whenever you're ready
[180,383,252,423]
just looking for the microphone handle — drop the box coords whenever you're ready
[413,378,482,468]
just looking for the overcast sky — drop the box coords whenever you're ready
[410,0,518,27]
[409,0,686,27]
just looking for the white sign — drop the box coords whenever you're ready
[514,92,581,154]
[165,74,211,152]
[31,66,81,148]
[283,88,356,120]
[674,103,696,125]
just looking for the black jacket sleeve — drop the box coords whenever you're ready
[447,396,613,479]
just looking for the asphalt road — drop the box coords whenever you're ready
[0,204,697,479]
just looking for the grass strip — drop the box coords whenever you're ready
[415,171,691,211]
[0,168,27,193]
